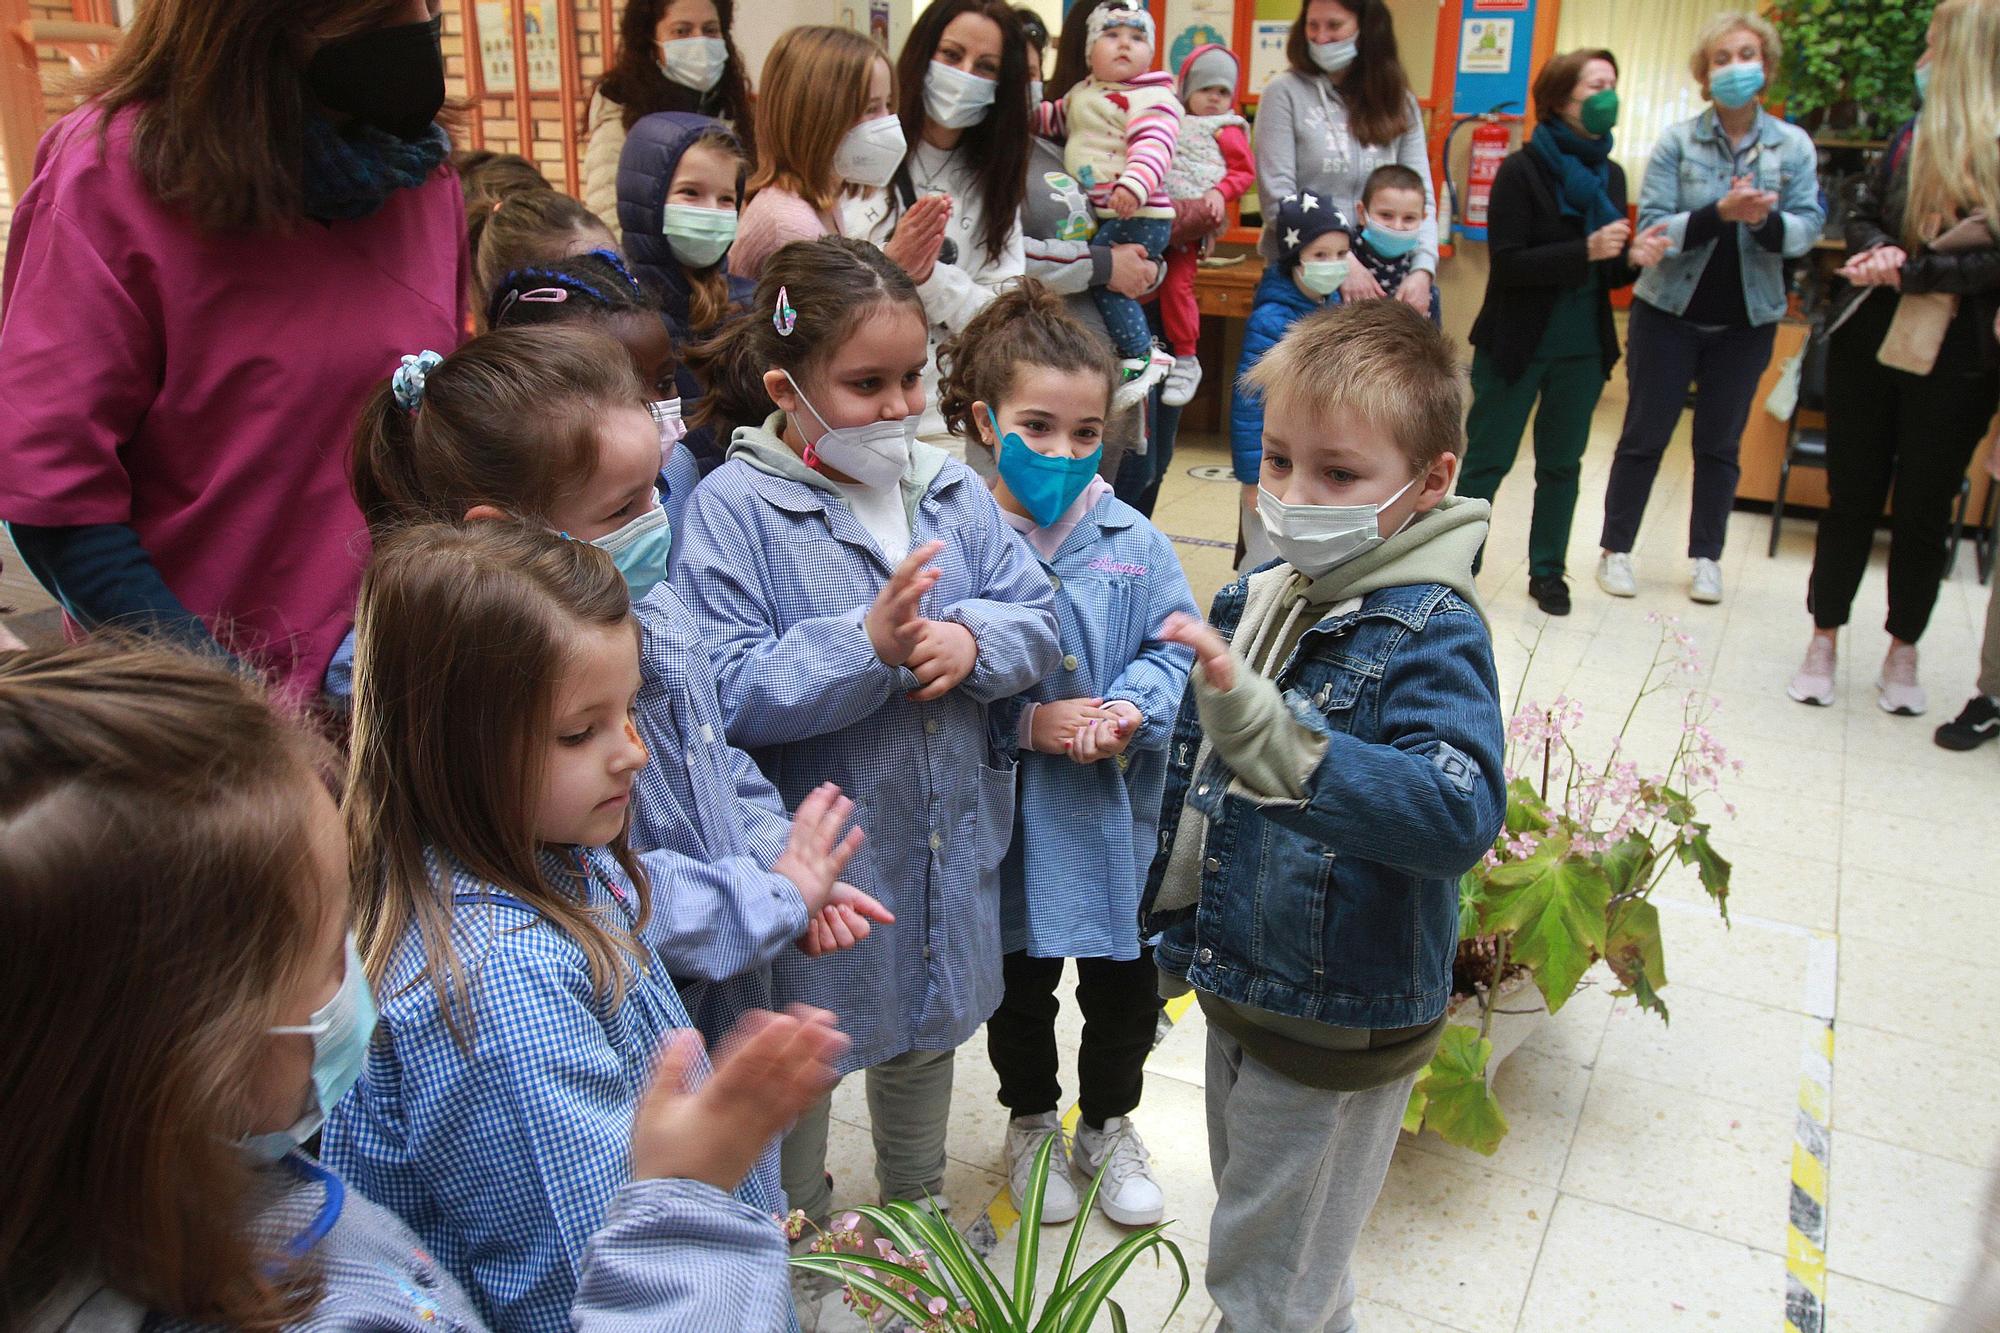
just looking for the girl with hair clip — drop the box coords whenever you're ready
[674,236,1061,1227]
[325,521,859,1332]
[583,0,757,231]
[0,637,842,1333]
[341,323,890,1073]
[616,113,754,473]
[936,279,1198,1230]
[472,189,620,316]
[841,0,1030,473]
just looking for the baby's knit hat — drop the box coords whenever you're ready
[1177,44,1238,102]
[1273,192,1354,267]
[1086,0,1155,48]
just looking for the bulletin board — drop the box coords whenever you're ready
[1451,0,1538,117]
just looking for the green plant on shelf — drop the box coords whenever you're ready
[1768,0,1936,134]
[785,1134,1189,1331]
[1403,616,1736,1156]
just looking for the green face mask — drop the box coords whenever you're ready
[1579,88,1619,136]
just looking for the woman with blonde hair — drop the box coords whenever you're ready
[1592,9,1823,608]
[1791,0,2000,715]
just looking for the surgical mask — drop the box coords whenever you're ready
[591,504,673,601]
[650,397,688,457]
[833,115,908,189]
[1309,38,1357,74]
[1915,61,1932,100]
[1298,258,1350,296]
[305,16,445,141]
[924,61,997,130]
[658,35,728,92]
[242,934,377,1165]
[1257,476,1416,577]
[990,408,1102,527]
[1579,88,1619,136]
[662,202,738,268]
[785,372,914,489]
[1362,223,1420,259]
[1708,60,1764,109]
[1028,78,1044,108]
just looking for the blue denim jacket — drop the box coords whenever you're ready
[1633,108,1824,326]
[1141,576,1505,1028]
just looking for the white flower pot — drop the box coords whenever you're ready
[1444,970,1549,1068]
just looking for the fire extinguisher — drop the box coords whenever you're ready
[1465,118,1511,229]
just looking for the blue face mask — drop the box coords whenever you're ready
[991,407,1102,528]
[1361,222,1420,258]
[1915,61,1932,100]
[590,503,673,603]
[243,934,377,1164]
[1708,60,1765,110]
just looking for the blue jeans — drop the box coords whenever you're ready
[1090,214,1172,358]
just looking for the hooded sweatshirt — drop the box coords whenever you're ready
[1162,495,1491,1090]
[725,410,951,535]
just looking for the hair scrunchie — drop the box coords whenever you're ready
[392,349,445,414]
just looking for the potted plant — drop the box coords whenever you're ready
[1403,616,1736,1155]
[1767,0,1936,136]
[786,1135,1190,1331]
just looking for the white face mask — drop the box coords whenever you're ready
[1298,257,1350,295]
[1257,475,1416,577]
[657,35,728,92]
[662,201,738,268]
[1028,77,1044,108]
[1310,37,1358,74]
[833,114,908,189]
[924,60,997,130]
[784,371,915,489]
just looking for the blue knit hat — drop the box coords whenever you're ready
[1273,192,1354,268]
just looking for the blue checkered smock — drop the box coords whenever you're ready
[671,446,1060,1072]
[322,845,782,1333]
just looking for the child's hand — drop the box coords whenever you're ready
[906,619,978,701]
[774,782,864,915]
[1202,189,1227,225]
[1160,612,1235,692]
[1110,184,1141,219]
[630,1007,848,1191]
[1069,700,1141,764]
[798,883,895,956]
[1030,696,1112,754]
[867,541,944,666]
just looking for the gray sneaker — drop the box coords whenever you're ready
[1788,635,1837,706]
[1689,557,1724,604]
[1596,551,1637,598]
[1161,356,1203,407]
[1877,641,1927,716]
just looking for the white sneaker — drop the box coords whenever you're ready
[1689,557,1724,604]
[1877,641,1927,716]
[1161,356,1203,407]
[1003,1112,1079,1224]
[1788,635,1837,706]
[1112,348,1174,413]
[1596,551,1637,598]
[1070,1116,1164,1226]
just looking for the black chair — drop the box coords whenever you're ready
[1768,324,1831,556]
[1949,477,1997,586]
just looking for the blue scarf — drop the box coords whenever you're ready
[301,116,450,222]
[1529,121,1621,232]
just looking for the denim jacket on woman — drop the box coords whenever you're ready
[1140,574,1506,1029]
[1633,107,1824,327]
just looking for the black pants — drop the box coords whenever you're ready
[1599,300,1777,560]
[986,949,1163,1129]
[1809,290,2000,643]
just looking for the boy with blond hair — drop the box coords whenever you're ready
[1150,300,1506,1332]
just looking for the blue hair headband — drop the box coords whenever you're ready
[392,350,444,414]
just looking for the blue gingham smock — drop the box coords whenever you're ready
[322,845,783,1333]
[628,583,808,1050]
[671,440,1061,1073]
[1001,496,1198,960]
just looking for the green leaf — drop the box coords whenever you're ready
[787,1256,947,1326]
[1403,1072,1430,1134]
[1480,834,1610,1012]
[1413,1025,1508,1155]
[1014,1132,1053,1322]
[1046,1229,1189,1333]
[1505,776,1551,835]
[1597,832,1654,897]
[1457,872,1486,941]
[1605,898,1670,1021]
[1677,828,1732,922]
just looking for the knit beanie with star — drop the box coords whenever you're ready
[1273,191,1354,270]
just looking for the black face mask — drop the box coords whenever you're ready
[306,15,445,141]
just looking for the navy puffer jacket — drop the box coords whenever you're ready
[617,111,754,473]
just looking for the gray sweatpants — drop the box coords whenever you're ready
[1979,574,2000,701]
[1205,1026,1415,1333]
[781,1045,957,1223]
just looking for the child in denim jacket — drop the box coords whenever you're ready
[1149,300,1506,1333]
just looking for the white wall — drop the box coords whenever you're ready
[734,0,917,78]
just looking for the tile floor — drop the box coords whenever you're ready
[802,363,2000,1331]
